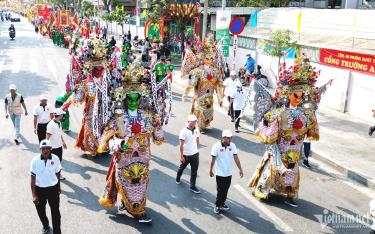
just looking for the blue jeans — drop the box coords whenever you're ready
[10,114,21,138]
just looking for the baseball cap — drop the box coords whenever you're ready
[40,139,52,149]
[53,108,66,116]
[187,114,197,122]
[9,84,16,90]
[222,129,233,138]
[230,70,236,76]
[39,95,48,101]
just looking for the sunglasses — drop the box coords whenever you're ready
[293,93,303,99]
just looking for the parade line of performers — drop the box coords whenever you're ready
[31,29,328,225]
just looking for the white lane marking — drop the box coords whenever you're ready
[11,60,20,73]
[234,184,294,232]
[0,60,4,74]
[46,59,57,79]
[30,59,38,73]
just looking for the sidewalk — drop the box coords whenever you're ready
[313,106,375,190]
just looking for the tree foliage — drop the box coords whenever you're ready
[236,0,290,7]
[81,0,95,17]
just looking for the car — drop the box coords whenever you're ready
[11,17,20,22]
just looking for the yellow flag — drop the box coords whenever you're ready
[297,11,302,33]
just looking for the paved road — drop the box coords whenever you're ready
[0,15,374,234]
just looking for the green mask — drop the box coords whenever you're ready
[126,93,140,111]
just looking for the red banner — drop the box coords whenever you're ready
[320,48,375,75]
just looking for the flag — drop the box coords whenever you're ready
[297,11,302,33]
[250,9,259,28]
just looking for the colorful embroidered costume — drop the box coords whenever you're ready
[248,56,326,205]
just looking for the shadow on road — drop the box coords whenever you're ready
[148,168,282,233]
[62,158,108,180]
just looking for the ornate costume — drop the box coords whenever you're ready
[98,63,165,221]
[248,57,326,205]
[182,40,224,132]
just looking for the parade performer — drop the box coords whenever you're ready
[248,56,323,207]
[182,39,223,134]
[63,38,122,155]
[98,63,165,223]
[55,92,71,132]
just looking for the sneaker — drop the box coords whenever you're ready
[213,206,220,214]
[235,128,239,133]
[285,198,298,208]
[302,160,311,169]
[118,203,127,211]
[14,138,19,145]
[60,175,66,181]
[190,186,201,194]
[223,204,230,211]
[138,215,152,223]
[176,178,181,185]
[42,226,50,234]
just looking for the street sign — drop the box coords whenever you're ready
[216,10,231,57]
[229,17,245,35]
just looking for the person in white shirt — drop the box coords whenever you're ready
[176,114,201,194]
[47,108,67,180]
[232,85,246,133]
[30,140,61,234]
[222,71,242,122]
[210,130,243,214]
[33,95,53,143]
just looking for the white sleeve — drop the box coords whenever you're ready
[46,123,53,134]
[30,159,37,176]
[223,79,229,87]
[179,129,186,141]
[55,158,62,173]
[232,143,238,155]
[211,144,217,157]
[33,106,38,116]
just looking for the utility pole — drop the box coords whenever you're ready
[202,0,208,39]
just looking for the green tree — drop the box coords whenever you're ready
[81,0,95,18]
[263,29,298,78]
[236,0,290,7]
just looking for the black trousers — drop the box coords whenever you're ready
[303,142,311,159]
[234,110,241,128]
[37,123,49,143]
[176,153,199,187]
[35,184,61,234]
[216,175,232,207]
[51,147,63,162]
[227,97,234,119]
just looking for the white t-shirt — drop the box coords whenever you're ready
[211,142,238,177]
[223,78,241,97]
[46,120,63,149]
[30,154,62,188]
[33,104,52,124]
[233,90,245,111]
[179,126,200,156]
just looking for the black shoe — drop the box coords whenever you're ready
[231,119,235,122]
[369,129,373,136]
[223,203,230,211]
[14,138,19,145]
[213,206,221,214]
[60,175,66,181]
[235,128,239,133]
[176,177,181,185]
[302,160,311,169]
[190,186,201,194]
[138,215,152,223]
[118,203,127,211]
[42,226,50,234]
[285,198,298,208]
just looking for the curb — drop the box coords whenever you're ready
[311,151,375,190]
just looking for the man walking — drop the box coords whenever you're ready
[33,95,53,143]
[47,108,67,180]
[210,130,243,214]
[176,114,201,194]
[233,85,245,133]
[30,139,62,234]
[5,84,28,145]
[222,71,241,122]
